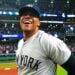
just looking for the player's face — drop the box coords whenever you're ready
[20,12,40,32]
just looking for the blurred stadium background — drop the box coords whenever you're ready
[0,0,75,75]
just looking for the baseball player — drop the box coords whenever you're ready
[16,4,75,75]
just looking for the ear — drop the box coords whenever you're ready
[37,19,40,27]
[33,18,40,27]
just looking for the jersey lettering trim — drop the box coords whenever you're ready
[16,55,41,70]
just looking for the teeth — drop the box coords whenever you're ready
[23,21,31,24]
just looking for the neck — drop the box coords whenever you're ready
[23,28,39,41]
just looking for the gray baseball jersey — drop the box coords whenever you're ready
[16,30,71,75]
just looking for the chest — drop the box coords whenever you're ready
[17,39,45,61]
[16,39,56,71]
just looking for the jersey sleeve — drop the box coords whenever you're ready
[40,33,71,65]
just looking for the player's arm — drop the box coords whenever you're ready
[61,53,75,75]
[40,33,75,74]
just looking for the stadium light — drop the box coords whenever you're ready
[70,27,74,31]
[0,11,2,14]
[41,13,46,17]
[40,21,63,24]
[67,14,75,17]
[8,11,13,15]
[67,0,70,4]
[46,14,57,17]
[3,11,7,15]
[34,0,38,3]
[1,10,75,18]
[54,34,58,38]
[51,1,54,4]
[40,13,57,17]
[15,12,19,15]
[62,13,65,18]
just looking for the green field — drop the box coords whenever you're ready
[0,62,67,75]
[57,65,67,75]
[0,62,16,68]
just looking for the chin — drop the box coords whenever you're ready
[23,29,33,32]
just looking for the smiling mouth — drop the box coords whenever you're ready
[23,20,33,25]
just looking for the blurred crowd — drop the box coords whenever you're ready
[0,40,75,54]
[0,24,75,54]
[0,23,22,34]
[0,44,17,54]
[67,43,75,53]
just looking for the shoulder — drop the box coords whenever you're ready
[39,30,71,53]
[18,38,24,48]
[39,30,61,45]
